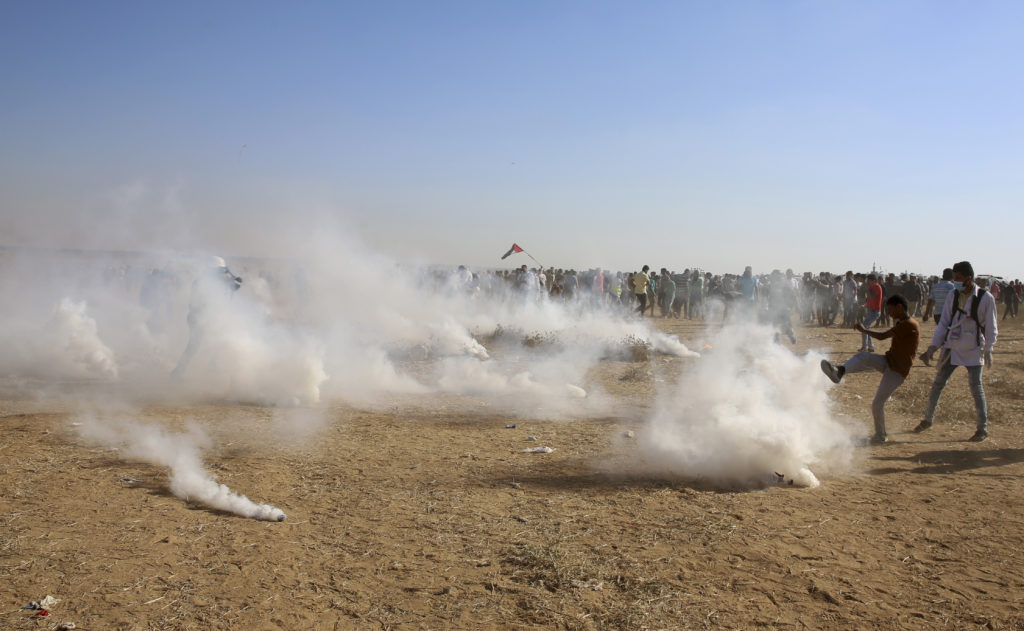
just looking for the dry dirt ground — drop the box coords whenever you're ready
[3,315,1024,630]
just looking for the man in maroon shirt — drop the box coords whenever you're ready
[821,295,920,444]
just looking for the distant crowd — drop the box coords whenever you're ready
[461,264,1023,326]
[6,248,1021,330]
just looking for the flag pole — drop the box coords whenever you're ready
[499,242,543,268]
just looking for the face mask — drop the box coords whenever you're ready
[953,281,964,291]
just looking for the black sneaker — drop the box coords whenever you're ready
[968,430,988,442]
[820,360,843,384]
[912,420,932,433]
[869,434,888,445]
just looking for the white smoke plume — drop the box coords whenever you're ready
[0,217,700,418]
[639,321,855,488]
[48,298,120,379]
[0,298,118,380]
[0,189,718,526]
[169,274,328,407]
[77,416,286,521]
[0,208,712,516]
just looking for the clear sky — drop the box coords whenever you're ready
[2,1,1022,278]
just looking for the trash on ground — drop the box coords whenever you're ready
[24,595,60,610]
[520,446,555,454]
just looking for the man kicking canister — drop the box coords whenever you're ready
[820,294,920,444]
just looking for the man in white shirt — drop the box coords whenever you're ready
[915,261,998,442]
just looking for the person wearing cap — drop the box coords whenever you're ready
[915,260,998,442]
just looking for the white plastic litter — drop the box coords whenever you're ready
[520,446,555,454]
[29,595,60,609]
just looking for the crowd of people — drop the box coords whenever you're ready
[465,263,1023,329]
[3,247,1017,445]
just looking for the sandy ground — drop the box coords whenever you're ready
[3,314,1024,630]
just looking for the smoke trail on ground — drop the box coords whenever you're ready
[639,321,855,488]
[77,416,286,521]
[0,194,706,526]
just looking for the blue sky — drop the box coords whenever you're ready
[2,1,1022,278]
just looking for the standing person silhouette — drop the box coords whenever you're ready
[171,256,243,379]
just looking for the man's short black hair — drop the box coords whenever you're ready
[952,261,974,279]
[886,294,909,310]
[941,267,954,281]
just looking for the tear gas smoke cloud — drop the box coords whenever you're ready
[77,416,285,521]
[639,321,855,488]
[0,210,700,417]
[1,298,118,380]
[1,202,713,523]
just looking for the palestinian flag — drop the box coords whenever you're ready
[500,243,524,260]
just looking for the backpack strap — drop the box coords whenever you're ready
[971,289,987,346]
[942,291,959,346]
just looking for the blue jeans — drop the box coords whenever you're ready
[843,351,905,438]
[861,309,880,349]
[924,362,987,432]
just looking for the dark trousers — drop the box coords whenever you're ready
[636,293,648,314]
